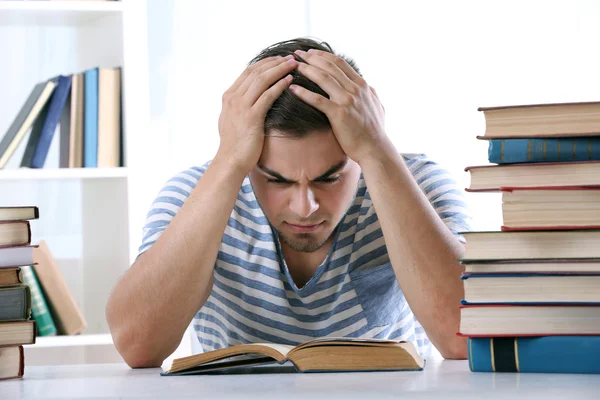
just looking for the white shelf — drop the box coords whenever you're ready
[27,333,114,348]
[0,0,123,26]
[0,167,128,180]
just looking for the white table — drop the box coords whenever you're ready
[1,358,599,400]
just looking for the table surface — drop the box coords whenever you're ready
[1,358,599,400]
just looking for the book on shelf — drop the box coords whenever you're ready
[0,245,36,268]
[459,305,600,336]
[465,161,600,192]
[1,67,123,170]
[32,241,86,335]
[84,68,99,168]
[20,266,57,336]
[30,75,73,169]
[487,137,600,164]
[461,230,600,261]
[0,206,39,222]
[0,80,56,169]
[163,338,425,375]
[477,101,600,139]
[0,268,23,286]
[60,73,84,168]
[0,221,31,248]
[468,336,600,374]
[0,346,24,381]
[461,259,600,274]
[462,273,600,304]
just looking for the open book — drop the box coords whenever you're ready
[163,338,424,375]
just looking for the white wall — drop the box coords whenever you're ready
[146,0,600,230]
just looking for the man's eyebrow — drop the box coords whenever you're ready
[258,158,348,183]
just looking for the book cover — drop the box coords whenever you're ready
[468,336,600,374]
[0,268,22,287]
[0,80,56,168]
[31,75,73,168]
[488,138,600,164]
[0,206,39,222]
[20,92,52,168]
[31,241,86,335]
[20,266,57,336]
[97,68,121,168]
[84,68,99,168]
[0,245,36,268]
[0,221,31,248]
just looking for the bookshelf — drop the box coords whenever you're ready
[0,0,155,364]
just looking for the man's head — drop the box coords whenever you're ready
[248,38,363,254]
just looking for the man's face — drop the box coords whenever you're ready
[249,130,361,253]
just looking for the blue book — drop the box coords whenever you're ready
[30,75,72,168]
[488,138,600,164]
[84,68,99,168]
[468,336,600,373]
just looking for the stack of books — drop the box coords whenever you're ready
[0,206,39,380]
[0,67,122,170]
[459,101,600,374]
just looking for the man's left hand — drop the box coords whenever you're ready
[290,49,387,165]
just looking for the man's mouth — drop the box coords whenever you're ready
[284,221,324,233]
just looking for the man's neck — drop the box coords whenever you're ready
[281,237,334,289]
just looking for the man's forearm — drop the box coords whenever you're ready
[106,154,248,367]
[359,139,467,359]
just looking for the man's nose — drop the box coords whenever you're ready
[289,186,319,219]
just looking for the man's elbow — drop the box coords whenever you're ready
[111,326,166,368]
[437,336,468,360]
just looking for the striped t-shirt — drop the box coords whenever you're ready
[139,153,471,357]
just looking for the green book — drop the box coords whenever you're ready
[20,265,57,336]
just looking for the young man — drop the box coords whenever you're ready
[106,38,471,368]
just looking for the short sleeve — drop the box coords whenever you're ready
[402,154,472,243]
[137,163,208,257]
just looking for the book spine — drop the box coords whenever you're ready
[84,68,99,168]
[488,138,600,164]
[31,75,73,169]
[468,336,600,373]
[20,266,57,336]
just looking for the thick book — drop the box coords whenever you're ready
[462,273,600,304]
[163,338,425,375]
[459,305,600,336]
[461,259,600,274]
[0,268,22,287]
[501,186,600,230]
[31,75,73,168]
[0,245,36,268]
[477,101,600,139]
[0,206,39,222]
[461,230,600,261]
[468,336,600,374]
[0,321,36,346]
[465,161,600,192]
[0,221,31,248]
[32,241,86,335]
[97,67,121,168]
[0,285,31,321]
[0,80,56,169]
[0,346,24,381]
[84,68,99,168]
[21,266,57,336]
[488,137,600,164]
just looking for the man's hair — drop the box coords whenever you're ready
[249,38,361,137]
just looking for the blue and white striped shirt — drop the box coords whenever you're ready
[139,153,470,357]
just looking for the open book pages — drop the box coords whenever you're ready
[164,338,424,375]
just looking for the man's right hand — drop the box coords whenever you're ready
[217,55,298,174]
